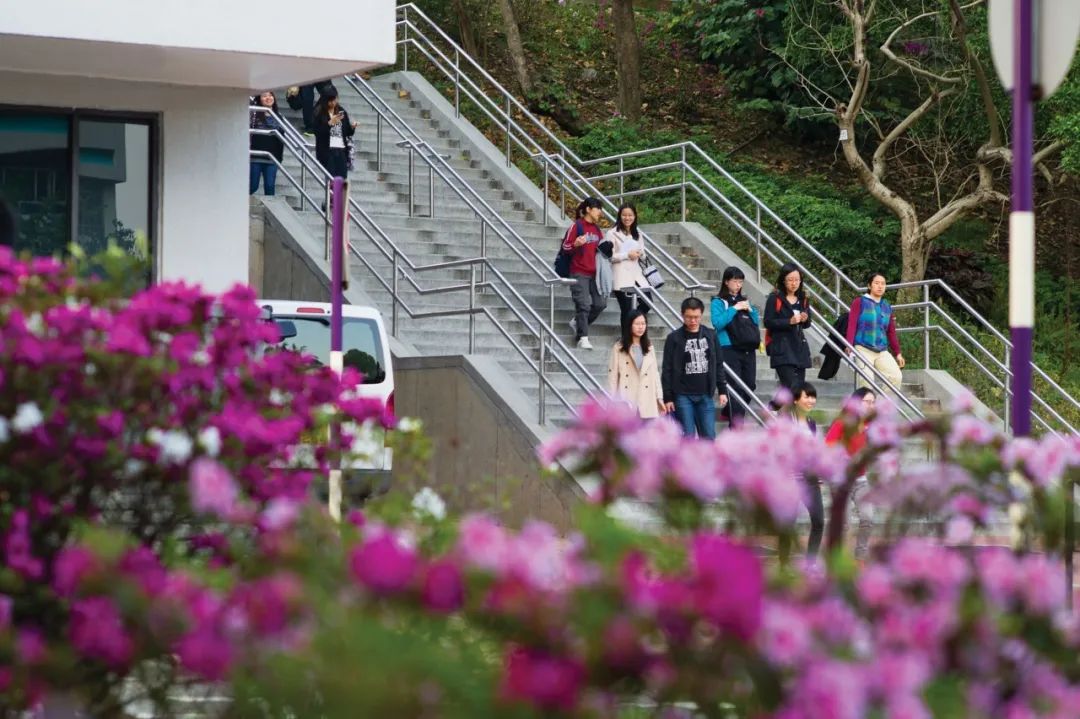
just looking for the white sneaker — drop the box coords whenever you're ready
[577,336,593,350]
[568,317,578,335]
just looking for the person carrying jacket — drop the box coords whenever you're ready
[845,271,905,391]
[764,262,812,391]
[606,203,652,329]
[711,266,759,427]
[563,197,607,350]
[662,297,728,439]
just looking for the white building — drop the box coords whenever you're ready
[0,0,395,291]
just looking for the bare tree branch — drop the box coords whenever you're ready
[880,8,966,85]
[873,88,959,181]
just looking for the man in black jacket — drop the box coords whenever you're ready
[662,297,728,439]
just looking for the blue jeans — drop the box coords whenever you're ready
[249,162,278,196]
[673,394,716,439]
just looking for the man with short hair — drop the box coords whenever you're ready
[662,297,728,439]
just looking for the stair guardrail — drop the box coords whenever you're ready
[250,113,607,425]
[389,4,935,424]
[392,1,1079,435]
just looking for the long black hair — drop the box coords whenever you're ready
[619,309,651,355]
[314,85,340,121]
[775,262,806,303]
[613,203,639,239]
[719,266,746,300]
[575,197,603,220]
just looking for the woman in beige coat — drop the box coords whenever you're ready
[607,309,667,419]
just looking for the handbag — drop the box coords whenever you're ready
[723,298,761,350]
[639,256,664,289]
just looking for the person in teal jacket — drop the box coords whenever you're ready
[711,266,760,427]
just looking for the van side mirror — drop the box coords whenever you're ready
[275,319,298,340]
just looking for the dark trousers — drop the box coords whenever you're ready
[616,288,651,330]
[249,162,278,196]
[776,365,806,392]
[325,149,349,179]
[300,85,316,131]
[804,479,824,556]
[721,347,756,426]
[569,274,607,339]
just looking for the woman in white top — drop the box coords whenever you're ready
[605,203,652,331]
[607,310,667,419]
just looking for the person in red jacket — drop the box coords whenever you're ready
[824,387,877,558]
[563,197,607,349]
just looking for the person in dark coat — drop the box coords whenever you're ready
[661,297,728,439]
[313,86,356,179]
[817,311,850,381]
[763,262,813,391]
[249,92,284,196]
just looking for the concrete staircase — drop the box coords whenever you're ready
[268,73,944,447]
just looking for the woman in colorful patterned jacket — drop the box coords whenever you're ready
[845,271,905,391]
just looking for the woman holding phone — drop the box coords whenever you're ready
[313,86,356,179]
[763,262,812,391]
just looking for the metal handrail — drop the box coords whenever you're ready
[251,123,607,424]
[390,3,1080,434]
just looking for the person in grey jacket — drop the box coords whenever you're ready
[662,297,728,439]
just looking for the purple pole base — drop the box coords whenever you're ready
[1010,326,1033,436]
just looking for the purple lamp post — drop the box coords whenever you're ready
[1009,0,1035,437]
[328,176,346,521]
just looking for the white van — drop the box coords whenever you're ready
[257,299,394,496]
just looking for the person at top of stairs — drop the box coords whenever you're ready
[607,309,667,419]
[662,297,728,439]
[313,86,356,179]
[563,198,609,350]
[606,203,652,331]
[845,271,905,394]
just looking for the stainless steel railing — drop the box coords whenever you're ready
[391,1,1078,434]
[250,114,606,425]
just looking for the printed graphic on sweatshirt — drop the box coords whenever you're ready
[684,338,709,375]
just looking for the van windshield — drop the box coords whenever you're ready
[275,316,386,384]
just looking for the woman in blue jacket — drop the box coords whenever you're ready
[711,266,760,427]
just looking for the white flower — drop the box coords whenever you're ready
[85,363,97,376]
[122,458,146,479]
[0,417,9,443]
[147,428,193,465]
[11,403,44,434]
[197,426,222,457]
[25,313,44,336]
[191,350,210,366]
[269,389,288,406]
[397,417,422,433]
[411,487,446,521]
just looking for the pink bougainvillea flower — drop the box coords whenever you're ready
[689,534,763,641]
[68,597,135,670]
[421,559,465,614]
[188,457,240,518]
[349,532,418,596]
[52,545,100,598]
[501,646,585,712]
[175,628,232,681]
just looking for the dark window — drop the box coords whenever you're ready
[276,316,387,384]
[0,109,155,284]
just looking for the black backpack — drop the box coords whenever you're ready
[554,221,583,278]
[722,297,760,350]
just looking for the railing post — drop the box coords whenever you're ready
[469,263,476,354]
[402,11,409,72]
[618,157,625,204]
[538,326,547,425]
[543,158,549,226]
[835,272,842,316]
[480,220,487,290]
[376,114,383,172]
[391,249,400,338]
[454,49,461,117]
[505,96,512,168]
[428,163,435,218]
[680,145,687,221]
[407,147,415,218]
[923,284,931,370]
[549,283,556,344]
[1004,346,1012,434]
[754,205,763,283]
[299,163,306,212]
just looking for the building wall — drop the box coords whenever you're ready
[0,71,248,293]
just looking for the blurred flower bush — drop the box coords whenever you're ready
[2,248,1080,718]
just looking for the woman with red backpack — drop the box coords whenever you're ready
[763,263,813,391]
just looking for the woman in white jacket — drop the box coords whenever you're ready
[607,309,667,419]
[605,203,652,330]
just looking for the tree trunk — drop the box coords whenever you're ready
[899,220,931,304]
[453,0,480,59]
[494,0,533,98]
[611,0,642,121]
